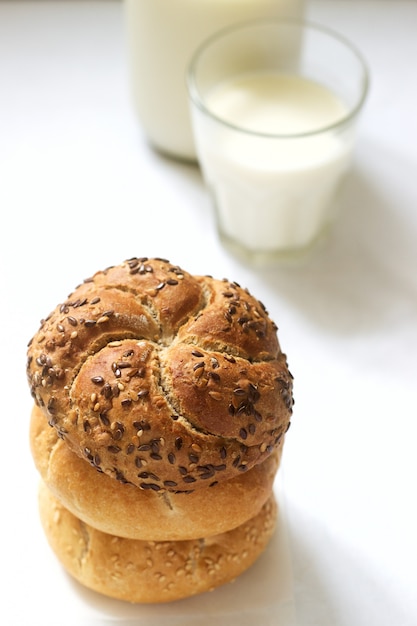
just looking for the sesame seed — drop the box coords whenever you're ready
[208,391,222,402]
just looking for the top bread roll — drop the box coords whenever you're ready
[27,257,293,492]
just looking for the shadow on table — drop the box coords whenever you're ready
[62,495,409,626]
[248,142,417,336]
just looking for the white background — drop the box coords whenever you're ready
[1,1,416,624]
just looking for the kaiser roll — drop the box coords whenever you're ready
[27,257,294,494]
[38,480,278,604]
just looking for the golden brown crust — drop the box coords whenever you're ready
[27,257,293,491]
[38,481,278,603]
[30,404,281,540]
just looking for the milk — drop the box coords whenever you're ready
[192,73,353,255]
[124,0,305,161]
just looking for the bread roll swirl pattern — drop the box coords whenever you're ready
[27,258,293,492]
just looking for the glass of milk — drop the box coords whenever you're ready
[187,19,369,263]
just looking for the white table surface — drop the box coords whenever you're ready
[1,1,416,624]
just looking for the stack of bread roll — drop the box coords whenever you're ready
[27,257,293,603]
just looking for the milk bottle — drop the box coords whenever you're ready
[124,0,305,161]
